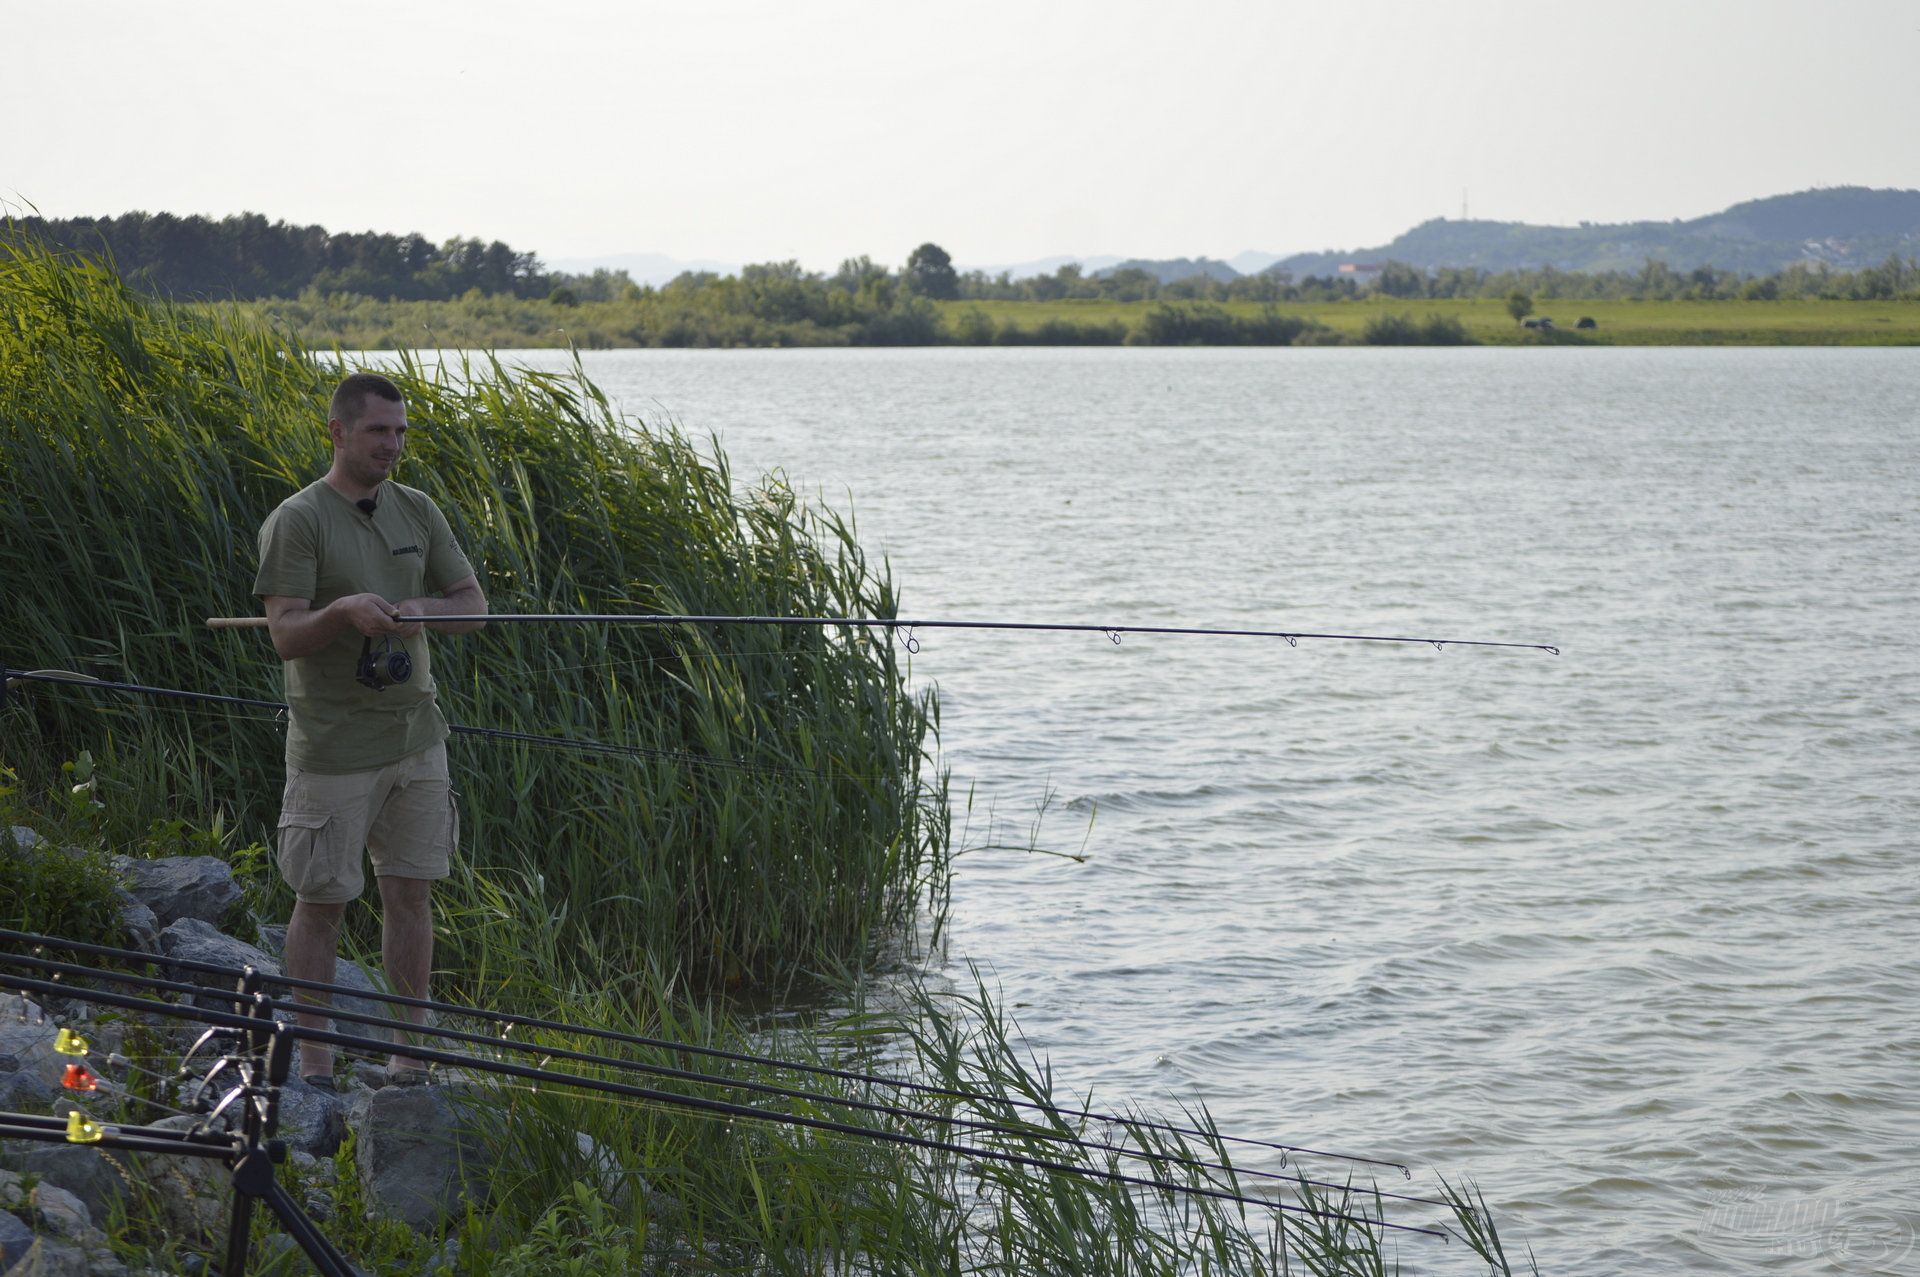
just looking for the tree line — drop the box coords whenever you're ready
[12,211,549,300]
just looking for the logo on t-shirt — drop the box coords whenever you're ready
[391,545,422,557]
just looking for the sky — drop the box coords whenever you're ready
[6,0,1918,273]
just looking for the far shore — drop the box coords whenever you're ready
[214,295,1920,351]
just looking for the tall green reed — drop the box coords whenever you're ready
[0,231,947,993]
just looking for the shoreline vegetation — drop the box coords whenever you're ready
[1,232,1534,1271]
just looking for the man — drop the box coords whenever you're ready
[254,372,486,1088]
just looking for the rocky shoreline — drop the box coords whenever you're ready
[3,824,638,1275]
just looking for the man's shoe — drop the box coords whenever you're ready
[385,1064,431,1087]
[301,1074,339,1093]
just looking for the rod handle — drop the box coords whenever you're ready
[205,617,271,630]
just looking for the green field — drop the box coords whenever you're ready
[233,292,1920,349]
[940,296,1920,345]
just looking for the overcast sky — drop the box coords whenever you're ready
[6,0,1917,271]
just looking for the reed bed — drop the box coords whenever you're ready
[0,231,947,992]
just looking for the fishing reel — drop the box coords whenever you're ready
[355,634,413,692]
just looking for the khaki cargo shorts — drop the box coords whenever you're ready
[275,742,458,904]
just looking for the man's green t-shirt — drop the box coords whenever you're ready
[253,480,475,774]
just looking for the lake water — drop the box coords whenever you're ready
[458,347,1917,1275]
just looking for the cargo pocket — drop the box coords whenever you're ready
[446,788,462,862]
[277,810,343,902]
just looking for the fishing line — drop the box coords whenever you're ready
[2,929,1408,1177]
[468,1077,1411,1224]
[0,963,1444,1238]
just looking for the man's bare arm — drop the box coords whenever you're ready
[395,575,488,635]
[264,593,410,660]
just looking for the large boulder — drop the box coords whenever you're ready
[112,856,241,929]
[344,1083,491,1231]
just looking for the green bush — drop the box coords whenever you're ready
[0,759,125,945]
[1134,303,1320,346]
[997,317,1129,345]
[1362,311,1478,345]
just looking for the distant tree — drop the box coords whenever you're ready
[1376,261,1427,298]
[903,243,959,300]
[1103,267,1159,303]
[1505,290,1534,323]
[830,255,889,294]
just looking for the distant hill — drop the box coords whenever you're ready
[1269,187,1920,277]
[1096,256,1240,283]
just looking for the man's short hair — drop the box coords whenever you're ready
[329,372,405,429]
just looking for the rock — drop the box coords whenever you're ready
[0,1147,123,1226]
[275,1077,346,1156]
[427,1235,461,1273]
[111,889,159,952]
[123,1116,230,1242]
[0,1068,54,1107]
[0,1004,61,1110]
[0,1004,60,1075]
[112,857,241,929]
[0,1182,115,1275]
[575,1130,642,1208]
[0,1209,35,1269]
[25,1180,92,1239]
[5,825,41,854]
[88,1254,130,1277]
[155,919,279,1013]
[9,1237,92,1277]
[345,1083,490,1231]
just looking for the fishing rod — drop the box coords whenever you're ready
[2,927,1406,1176]
[0,961,1446,1238]
[0,944,1443,1205]
[205,612,1559,655]
[0,942,1448,1209]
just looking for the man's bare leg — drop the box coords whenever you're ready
[284,899,347,1080]
[376,874,433,1073]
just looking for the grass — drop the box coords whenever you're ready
[944,296,1920,345]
